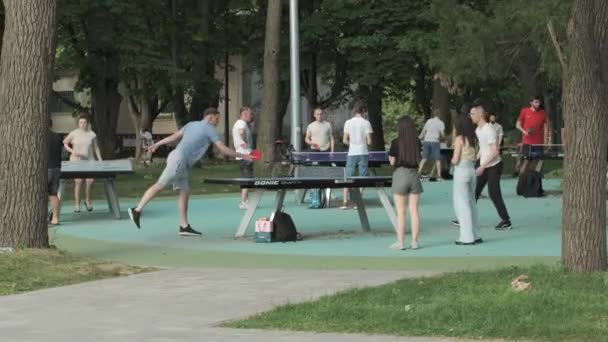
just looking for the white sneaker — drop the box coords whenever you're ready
[239,201,248,210]
[389,241,405,250]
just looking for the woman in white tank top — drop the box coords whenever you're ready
[451,113,482,245]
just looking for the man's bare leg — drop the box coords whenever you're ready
[435,160,442,179]
[135,182,165,212]
[178,189,190,227]
[240,189,249,207]
[418,159,427,175]
[74,179,82,211]
[85,178,94,209]
[49,195,60,224]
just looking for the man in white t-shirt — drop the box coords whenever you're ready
[470,100,511,230]
[232,106,254,209]
[342,101,373,209]
[418,111,445,179]
[305,107,334,152]
[489,114,504,149]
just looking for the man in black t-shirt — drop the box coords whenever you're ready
[48,119,63,225]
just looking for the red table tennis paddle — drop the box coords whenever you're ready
[250,149,262,161]
[311,143,319,149]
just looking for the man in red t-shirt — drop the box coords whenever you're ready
[515,96,548,174]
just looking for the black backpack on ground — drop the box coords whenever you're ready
[517,171,544,198]
[272,211,301,242]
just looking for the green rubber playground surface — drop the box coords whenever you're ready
[51,178,565,270]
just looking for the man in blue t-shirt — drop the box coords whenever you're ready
[128,108,252,236]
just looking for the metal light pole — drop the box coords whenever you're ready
[289,0,301,151]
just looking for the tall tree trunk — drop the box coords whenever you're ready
[414,60,431,120]
[277,79,291,139]
[517,47,539,104]
[85,9,122,159]
[0,4,4,59]
[0,0,57,248]
[169,0,188,127]
[90,75,122,159]
[127,98,143,161]
[363,85,385,151]
[173,86,188,127]
[256,0,282,174]
[126,76,160,161]
[561,0,608,272]
[141,95,159,131]
[189,0,221,121]
[431,73,452,130]
[302,50,318,119]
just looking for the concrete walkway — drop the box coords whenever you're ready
[0,268,484,342]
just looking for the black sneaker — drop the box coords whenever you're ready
[495,220,512,230]
[451,220,460,227]
[474,238,484,244]
[128,208,141,229]
[179,225,202,236]
[455,240,476,245]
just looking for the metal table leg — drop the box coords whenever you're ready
[270,189,287,220]
[350,188,371,232]
[103,178,121,219]
[235,190,263,238]
[376,186,397,231]
[325,188,332,208]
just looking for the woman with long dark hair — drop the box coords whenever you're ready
[451,113,481,245]
[387,116,422,250]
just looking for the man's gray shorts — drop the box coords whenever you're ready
[48,168,61,196]
[158,151,190,191]
[239,160,254,178]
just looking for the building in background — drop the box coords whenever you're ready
[50,55,352,151]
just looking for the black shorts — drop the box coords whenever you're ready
[239,160,254,178]
[520,144,544,160]
[48,168,61,196]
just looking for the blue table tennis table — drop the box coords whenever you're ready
[506,144,565,160]
[290,149,454,178]
[290,151,390,165]
[290,149,454,164]
[204,176,397,238]
[57,159,134,219]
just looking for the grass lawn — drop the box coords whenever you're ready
[227,265,608,341]
[59,154,563,202]
[0,249,154,296]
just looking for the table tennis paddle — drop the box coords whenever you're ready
[311,143,319,149]
[250,149,262,161]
